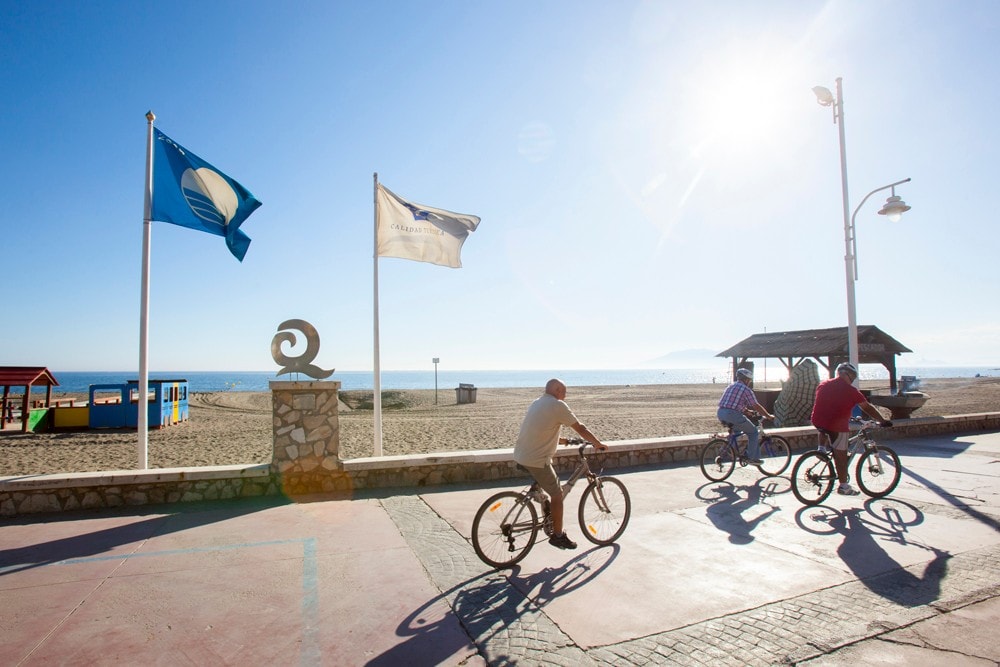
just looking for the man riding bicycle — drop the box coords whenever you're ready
[716,368,774,465]
[513,379,607,550]
[810,362,892,496]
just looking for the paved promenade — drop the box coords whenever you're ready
[3,430,999,665]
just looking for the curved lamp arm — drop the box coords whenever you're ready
[848,177,912,279]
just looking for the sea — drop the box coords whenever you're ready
[37,366,998,395]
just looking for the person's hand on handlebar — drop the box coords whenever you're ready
[880,419,893,428]
[569,422,608,452]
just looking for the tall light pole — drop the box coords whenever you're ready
[813,78,912,375]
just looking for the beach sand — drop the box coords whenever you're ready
[2,377,997,476]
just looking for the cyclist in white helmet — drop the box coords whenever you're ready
[716,368,774,465]
[811,362,892,495]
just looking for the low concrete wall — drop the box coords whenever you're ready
[2,413,998,518]
[1,465,277,516]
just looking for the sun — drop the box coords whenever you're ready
[682,47,808,165]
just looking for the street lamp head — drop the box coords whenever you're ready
[877,194,911,222]
[812,85,835,107]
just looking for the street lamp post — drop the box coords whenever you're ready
[813,78,912,374]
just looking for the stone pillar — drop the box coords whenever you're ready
[270,381,346,495]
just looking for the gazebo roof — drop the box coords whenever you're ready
[717,326,911,362]
[0,366,59,387]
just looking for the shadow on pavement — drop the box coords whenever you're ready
[795,499,951,607]
[366,544,619,666]
[903,465,1000,533]
[0,496,286,576]
[699,476,791,544]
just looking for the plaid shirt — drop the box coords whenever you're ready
[718,381,756,411]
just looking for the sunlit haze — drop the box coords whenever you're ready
[2,1,998,373]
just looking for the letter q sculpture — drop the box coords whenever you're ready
[271,319,335,379]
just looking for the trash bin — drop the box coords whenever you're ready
[455,383,477,404]
[898,375,919,393]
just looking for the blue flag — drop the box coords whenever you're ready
[151,129,261,261]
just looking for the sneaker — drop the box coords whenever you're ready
[838,484,861,496]
[549,532,578,550]
[748,458,764,466]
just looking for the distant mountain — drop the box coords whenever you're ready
[643,348,724,368]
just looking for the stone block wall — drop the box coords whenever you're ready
[0,465,277,517]
[270,380,347,495]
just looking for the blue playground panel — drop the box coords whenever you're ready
[89,380,189,429]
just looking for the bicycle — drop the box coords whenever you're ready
[699,412,791,481]
[471,439,632,569]
[790,418,901,506]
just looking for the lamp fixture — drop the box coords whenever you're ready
[877,189,911,223]
[812,86,835,107]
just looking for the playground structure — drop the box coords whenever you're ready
[1,367,60,433]
[1,371,189,432]
[88,379,189,429]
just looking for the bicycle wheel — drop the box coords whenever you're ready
[856,446,902,498]
[471,491,539,569]
[700,438,736,482]
[578,476,631,545]
[756,435,792,477]
[791,451,836,506]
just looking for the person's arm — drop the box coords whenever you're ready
[859,400,892,426]
[751,401,774,421]
[745,386,774,421]
[569,421,607,450]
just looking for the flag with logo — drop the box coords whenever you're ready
[376,183,480,268]
[151,129,262,261]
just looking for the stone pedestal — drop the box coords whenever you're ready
[270,381,347,495]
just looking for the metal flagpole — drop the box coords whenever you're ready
[137,111,155,469]
[372,172,384,456]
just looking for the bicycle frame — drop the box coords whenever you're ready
[791,418,900,505]
[498,443,602,540]
[714,413,768,455]
[819,420,877,464]
[472,440,632,567]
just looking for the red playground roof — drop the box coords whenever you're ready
[0,366,60,388]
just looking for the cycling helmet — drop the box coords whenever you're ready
[736,368,753,381]
[836,362,858,377]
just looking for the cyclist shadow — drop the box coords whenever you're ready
[699,477,788,545]
[505,542,621,605]
[795,499,950,607]
[365,546,619,666]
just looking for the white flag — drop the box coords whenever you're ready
[376,183,481,268]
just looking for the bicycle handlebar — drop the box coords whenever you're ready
[851,416,894,429]
[562,437,597,454]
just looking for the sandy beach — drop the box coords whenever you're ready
[2,377,998,477]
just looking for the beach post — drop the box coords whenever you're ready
[270,380,345,494]
[269,321,344,493]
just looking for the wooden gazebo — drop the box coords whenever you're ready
[717,326,912,394]
[0,366,59,433]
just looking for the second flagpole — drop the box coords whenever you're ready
[372,172,384,456]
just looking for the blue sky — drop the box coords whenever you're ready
[2,0,998,373]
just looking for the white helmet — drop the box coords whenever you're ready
[736,368,753,381]
[836,362,858,377]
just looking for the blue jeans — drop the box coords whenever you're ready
[717,408,760,460]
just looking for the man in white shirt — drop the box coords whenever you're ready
[513,379,607,549]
